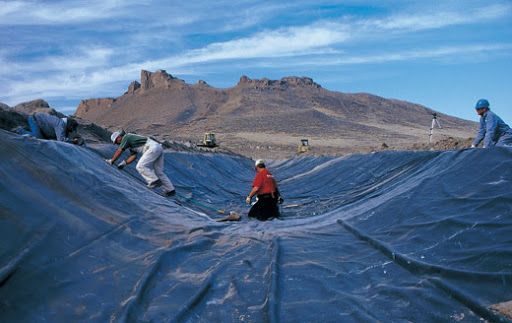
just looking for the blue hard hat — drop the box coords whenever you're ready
[475,99,489,109]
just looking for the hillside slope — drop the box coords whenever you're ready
[74,70,477,158]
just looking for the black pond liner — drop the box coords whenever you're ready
[1,129,511,322]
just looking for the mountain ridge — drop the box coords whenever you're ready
[75,69,476,158]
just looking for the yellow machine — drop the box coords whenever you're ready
[198,132,217,148]
[297,138,310,153]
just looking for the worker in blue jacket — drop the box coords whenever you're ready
[27,112,78,142]
[471,99,512,148]
[15,112,82,144]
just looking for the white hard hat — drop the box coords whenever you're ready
[255,159,265,167]
[111,131,121,143]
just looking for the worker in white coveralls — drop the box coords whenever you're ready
[106,131,176,197]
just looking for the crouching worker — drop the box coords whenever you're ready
[21,112,81,144]
[246,159,282,221]
[106,131,176,197]
[471,99,512,148]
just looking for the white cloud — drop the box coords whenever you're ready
[0,1,24,16]
[3,42,509,107]
[0,47,115,88]
[150,4,512,66]
[214,2,294,32]
[1,1,511,108]
[186,23,349,62]
[0,0,138,25]
[0,0,274,29]
[370,3,512,31]
[20,48,115,73]
[281,44,512,67]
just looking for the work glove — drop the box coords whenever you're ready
[105,159,113,165]
[246,196,252,204]
[72,137,85,146]
[117,160,127,170]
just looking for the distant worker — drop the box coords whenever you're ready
[471,99,512,148]
[246,159,283,221]
[19,112,80,144]
[106,131,176,197]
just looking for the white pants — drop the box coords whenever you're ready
[136,139,175,192]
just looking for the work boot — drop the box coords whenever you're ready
[162,190,176,197]
[147,179,162,189]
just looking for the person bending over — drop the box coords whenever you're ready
[107,131,176,197]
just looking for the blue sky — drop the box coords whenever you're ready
[1,0,511,123]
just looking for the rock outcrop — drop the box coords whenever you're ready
[126,81,141,94]
[140,69,185,91]
[13,99,61,116]
[0,102,10,111]
[237,75,321,90]
[0,106,27,131]
[75,98,116,120]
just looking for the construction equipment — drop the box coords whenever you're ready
[297,138,310,153]
[429,113,442,144]
[197,132,217,148]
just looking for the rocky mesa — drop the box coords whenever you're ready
[75,69,477,158]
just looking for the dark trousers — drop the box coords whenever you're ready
[28,115,43,138]
[248,194,280,221]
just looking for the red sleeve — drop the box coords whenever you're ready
[253,172,264,188]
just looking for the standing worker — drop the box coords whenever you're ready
[246,159,282,221]
[106,131,176,197]
[471,99,512,148]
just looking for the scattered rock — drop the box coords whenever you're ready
[490,300,512,319]
[0,102,10,111]
[74,118,113,143]
[13,99,62,117]
[411,137,473,151]
[0,107,28,131]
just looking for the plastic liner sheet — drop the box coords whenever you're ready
[1,129,511,322]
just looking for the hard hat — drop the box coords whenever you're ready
[111,131,121,143]
[255,159,265,167]
[66,117,78,131]
[475,99,490,109]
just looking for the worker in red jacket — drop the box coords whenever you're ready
[246,159,282,221]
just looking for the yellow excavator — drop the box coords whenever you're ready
[297,138,309,153]
[197,132,217,148]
